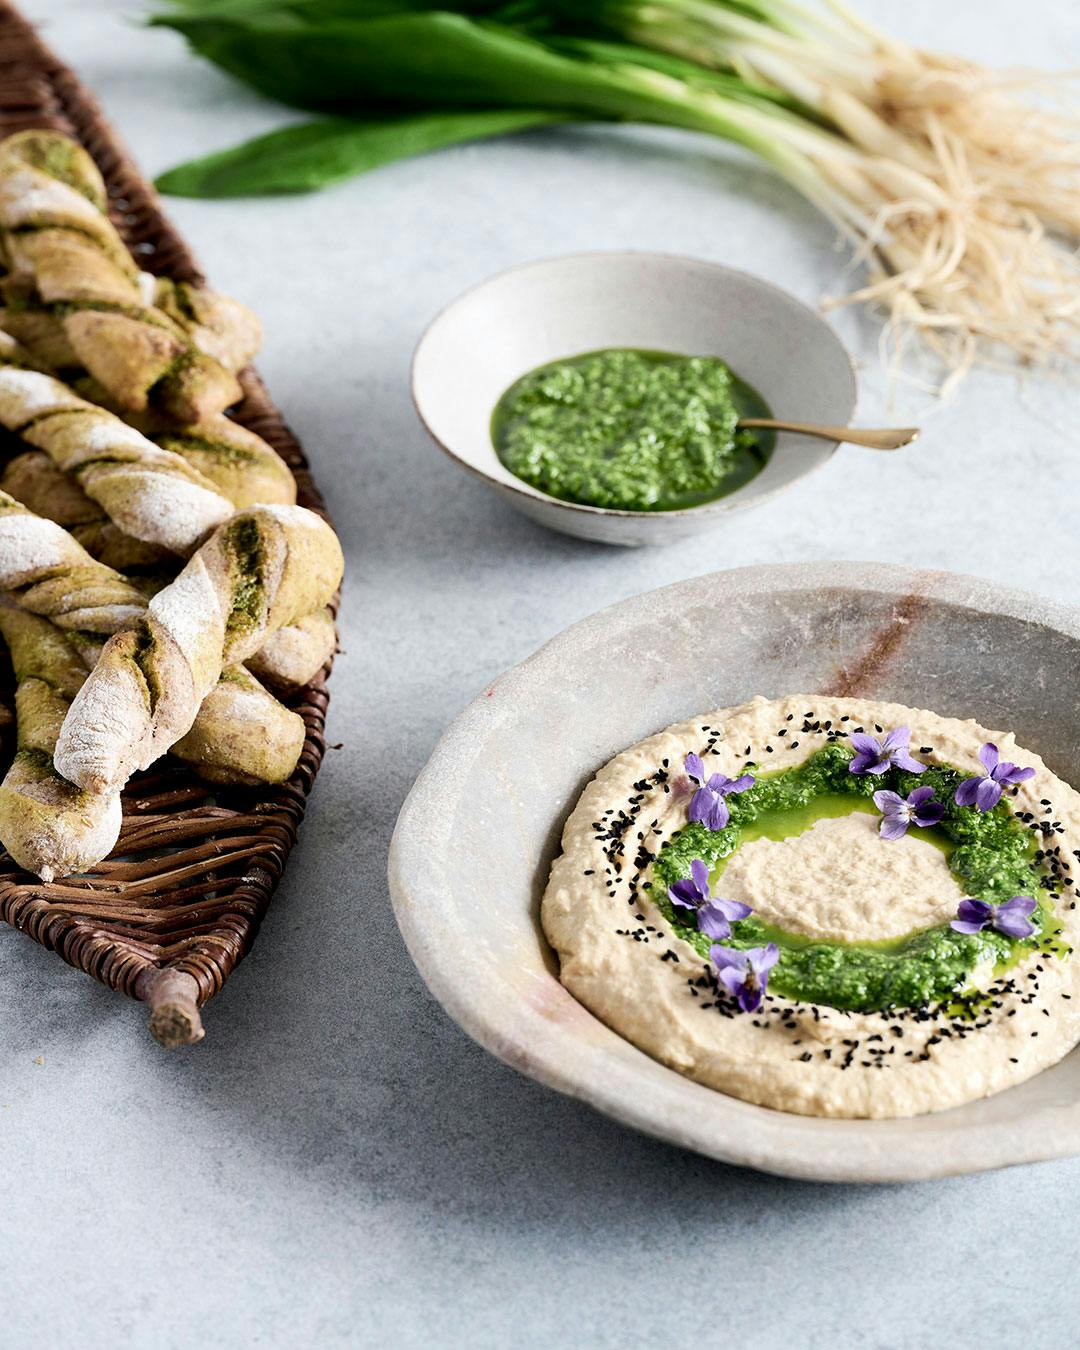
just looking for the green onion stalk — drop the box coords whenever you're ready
[151,0,1080,388]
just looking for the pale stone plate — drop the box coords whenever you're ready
[411,253,857,546]
[388,563,1080,1181]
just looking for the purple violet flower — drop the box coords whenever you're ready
[667,858,751,941]
[684,752,754,831]
[667,858,711,912]
[710,943,781,1013]
[951,895,1037,940]
[954,743,1036,812]
[872,786,945,840]
[847,725,926,776]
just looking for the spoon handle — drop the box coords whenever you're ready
[738,418,920,451]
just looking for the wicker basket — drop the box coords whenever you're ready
[0,1,337,1045]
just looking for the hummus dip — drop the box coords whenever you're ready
[541,695,1080,1119]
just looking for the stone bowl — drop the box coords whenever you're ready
[411,253,857,546]
[388,563,1080,1181]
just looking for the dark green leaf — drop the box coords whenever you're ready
[156,0,496,16]
[148,6,807,194]
[147,11,681,118]
[154,109,574,197]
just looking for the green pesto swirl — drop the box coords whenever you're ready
[651,741,1059,1013]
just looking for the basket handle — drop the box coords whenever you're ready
[137,968,205,1048]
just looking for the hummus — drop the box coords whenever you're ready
[541,695,1080,1119]
[718,813,962,943]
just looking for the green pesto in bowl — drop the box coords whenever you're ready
[491,348,774,512]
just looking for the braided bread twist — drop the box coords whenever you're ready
[0,488,148,639]
[153,415,297,510]
[0,602,306,878]
[0,598,121,881]
[0,489,308,761]
[0,130,248,422]
[0,495,312,876]
[151,276,261,377]
[55,505,343,796]
[0,335,234,554]
[0,449,335,687]
[0,448,171,572]
[245,606,337,690]
[173,664,306,787]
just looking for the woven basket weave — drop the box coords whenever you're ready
[0,1,336,1045]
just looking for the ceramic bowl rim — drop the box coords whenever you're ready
[389,561,1080,1183]
[410,250,858,523]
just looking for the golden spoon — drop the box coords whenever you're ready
[738,418,920,451]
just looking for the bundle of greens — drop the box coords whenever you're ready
[151,0,1080,388]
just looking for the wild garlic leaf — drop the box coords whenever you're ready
[148,11,666,115]
[154,110,573,197]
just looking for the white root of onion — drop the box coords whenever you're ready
[636,0,1080,390]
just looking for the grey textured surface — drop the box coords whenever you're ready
[2,1,1079,1346]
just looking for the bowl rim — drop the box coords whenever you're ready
[410,250,858,522]
[389,560,1080,1183]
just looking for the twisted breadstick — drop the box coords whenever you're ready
[72,271,290,488]
[0,489,148,639]
[152,276,262,375]
[246,606,337,689]
[0,449,172,572]
[0,604,304,878]
[173,664,306,786]
[0,493,313,877]
[55,505,343,796]
[0,450,333,687]
[0,335,233,553]
[0,598,120,881]
[61,385,296,509]
[0,133,287,509]
[0,130,245,422]
[0,410,300,559]
[0,489,307,780]
[155,415,296,509]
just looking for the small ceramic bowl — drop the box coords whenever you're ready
[389,562,1080,1182]
[411,252,857,546]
